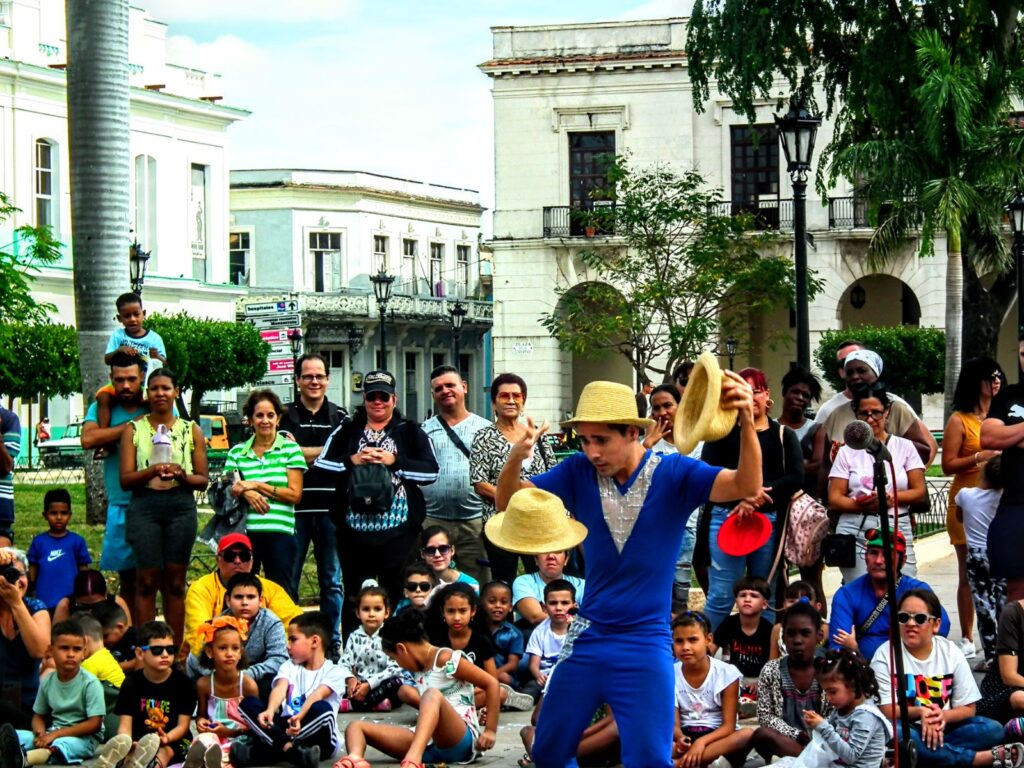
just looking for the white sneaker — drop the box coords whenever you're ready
[183,739,206,768]
[125,734,160,768]
[959,637,977,660]
[84,735,133,768]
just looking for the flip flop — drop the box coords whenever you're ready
[518,755,535,768]
[334,758,372,768]
[993,743,1024,768]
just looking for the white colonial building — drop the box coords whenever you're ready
[481,17,1019,425]
[7,0,248,429]
[229,169,493,419]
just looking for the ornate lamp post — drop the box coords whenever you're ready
[725,337,738,371]
[288,327,303,399]
[1007,193,1024,362]
[449,300,468,373]
[128,241,150,295]
[370,268,395,368]
[775,98,821,371]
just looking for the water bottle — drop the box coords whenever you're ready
[151,424,172,465]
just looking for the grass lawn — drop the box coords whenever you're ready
[12,483,323,604]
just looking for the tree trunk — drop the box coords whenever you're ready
[943,246,963,420]
[962,258,1017,361]
[65,0,131,523]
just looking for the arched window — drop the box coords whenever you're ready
[34,139,55,228]
[134,154,157,262]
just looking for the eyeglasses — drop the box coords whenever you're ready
[142,644,177,656]
[300,374,328,382]
[405,581,432,592]
[364,392,391,403]
[496,392,524,403]
[897,612,935,626]
[421,544,453,557]
[220,549,252,563]
[992,373,1003,382]
[856,410,886,421]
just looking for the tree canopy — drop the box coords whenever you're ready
[814,325,945,396]
[0,323,80,401]
[0,191,63,325]
[541,155,808,383]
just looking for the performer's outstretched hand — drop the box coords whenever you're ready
[719,370,754,425]
[510,416,550,462]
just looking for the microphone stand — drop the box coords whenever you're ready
[874,455,916,768]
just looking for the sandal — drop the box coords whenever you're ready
[993,743,1024,768]
[518,754,535,768]
[334,758,372,768]
[399,761,424,768]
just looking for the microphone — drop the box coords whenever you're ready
[844,419,891,460]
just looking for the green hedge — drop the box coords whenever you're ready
[814,326,945,395]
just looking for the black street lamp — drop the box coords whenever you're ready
[776,98,821,371]
[288,327,303,399]
[725,337,738,371]
[129,241,150,295]
[370,268,395,368]
[449,300,468,373]
[1007,193,1024,367]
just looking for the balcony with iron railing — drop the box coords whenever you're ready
[828,197,871,229]
[542,203,618,238]
[706,199,794,231]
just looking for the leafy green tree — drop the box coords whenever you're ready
[146,313,270,416]
[0,192,63,324]
[686,0,1024,409]
[814,326,945,397]
[540,156,807,384]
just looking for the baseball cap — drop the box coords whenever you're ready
[363,370,396,395]
[865,528,906,555]
[218,533,252,554]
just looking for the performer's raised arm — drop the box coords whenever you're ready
[709,370,762,503]
[495,416,549,511]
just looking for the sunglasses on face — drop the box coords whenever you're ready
[364,392,391,403]
[405,581,432,592]
[142,644,177,656]
[897,612,935,626]
[421,544,453,557]
[856,410,886,420]
[220,549,252,563]
[496,392,524,403]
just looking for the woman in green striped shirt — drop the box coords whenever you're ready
[226,390,305,597]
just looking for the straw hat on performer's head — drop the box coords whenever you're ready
[559,381,654,431]
[674,351,739,455]
[484,487,588,555]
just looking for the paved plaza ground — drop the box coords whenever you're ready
[325,533,963,768]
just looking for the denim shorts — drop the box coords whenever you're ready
[421,723,476,764]
[126,488,197,569]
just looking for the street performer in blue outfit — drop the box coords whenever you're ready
[493,376,762,768]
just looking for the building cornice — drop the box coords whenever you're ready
[231,182,486,215]
[480,49,686,78]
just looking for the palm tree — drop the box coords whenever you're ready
[65,0,131,521]
[830,30,1015,417]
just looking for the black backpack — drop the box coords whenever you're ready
[347,434,395,515]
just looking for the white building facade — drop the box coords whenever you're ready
[7,0,248,430]
[230,169,492,419]
[481,18,1011,425]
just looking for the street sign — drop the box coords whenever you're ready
[244,300,299,316]
[259,329,298,345]
[268,358,294,374]
[255,374,293,387]
[248,313,301,330]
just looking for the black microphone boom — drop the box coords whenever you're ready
[843,419,892,460]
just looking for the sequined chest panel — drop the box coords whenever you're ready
[597,452,662,554]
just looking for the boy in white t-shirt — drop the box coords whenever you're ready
[522,579,576,700]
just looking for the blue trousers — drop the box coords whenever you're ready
[705,505,777,632]
[899,716,1003,768]
[17,729,97,763]
[237,696,338,761]
[291,513,343,647]
[533,620,674,768]
[249,531,299,601]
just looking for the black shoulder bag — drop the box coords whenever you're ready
[438,417,471,459]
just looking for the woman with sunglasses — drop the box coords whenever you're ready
[870,589,1014,768]
[314,370,439,638]
[471,373,556,585]
[942,357,1004,665]
[419,525,479,592]
[828,388,926,585]
[0,547,50,728]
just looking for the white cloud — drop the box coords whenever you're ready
[618,0,693,20]
[143,0,358,24]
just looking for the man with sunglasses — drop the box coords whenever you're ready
[182,533,303,658]
[828,529,949,660]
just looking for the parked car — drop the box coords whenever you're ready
[36,421,86,468]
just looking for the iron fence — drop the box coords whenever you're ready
[707,199,794,230]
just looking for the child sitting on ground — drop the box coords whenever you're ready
[338,583,409,713]
[480,580,525,688]
[94,292,166,455]
[76,612,125,690]
[335,609,499,768]
[420,525,480,592]
[28,489,91,611]
[958,455,1004,665]
[92,602,138,674]
[750,602,830,763]
[393,563,436,615]
[774,648,888,768]
[522,579,576,702]
[711,576,773,679]
[233,611,344,768]
[187,616,258,768]
[115,620,196,768]
[672,611,752,768]
[0,620,128,768]
[186,573,287,698]
[769,581,828,660]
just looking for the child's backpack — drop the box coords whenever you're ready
[784,491,830,567]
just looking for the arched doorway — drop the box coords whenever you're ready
[839,274,921,329]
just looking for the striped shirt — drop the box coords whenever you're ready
[224,433,306,535]
[0,407,21,525]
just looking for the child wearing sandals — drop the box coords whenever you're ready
[185,616,258,768]
[336,609,499,768]
[672,611,753,768]
[773,647,887,768]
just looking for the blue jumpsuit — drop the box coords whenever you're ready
[532,450,720,768]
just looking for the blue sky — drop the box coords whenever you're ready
[143,0,689,220]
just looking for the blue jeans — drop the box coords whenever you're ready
[291,513,343,647]
[900,716,1003,768]
[248,531,299,601]
[705,505,777,632]
[17,729,97,762]
[674,512,698,611]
